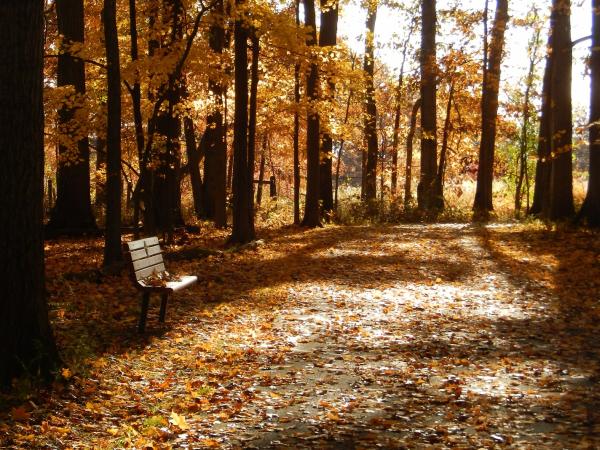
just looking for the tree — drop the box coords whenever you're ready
[363,0,379,205]
[103,0,123,267]
[318,0,339,219]
[293,0,301,225]
[405,98,421,205]
[47,0,97,235]
[418,0,439,210]
[203,0,227,228]
[579,0,600,226]
[231,0,256,243]
[301,0,322,227]
[473,0,509,219]
[547,0,574,220]
[0,0,58,384]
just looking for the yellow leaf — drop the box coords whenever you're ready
[169,411,190,430]
[61,367,72,379]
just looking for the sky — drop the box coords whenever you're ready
[337,0,592,114]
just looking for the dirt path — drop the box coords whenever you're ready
[2,224,600,449]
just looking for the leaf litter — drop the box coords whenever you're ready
[1,223,600,449]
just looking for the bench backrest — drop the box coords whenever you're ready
[124,237,166,282]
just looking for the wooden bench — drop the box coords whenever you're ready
[123,237,197,333]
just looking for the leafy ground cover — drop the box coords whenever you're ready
[1,223,600,448]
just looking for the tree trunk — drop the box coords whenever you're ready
[391,31,412,197]
[203,0,227,227]
[579,0,600,226]
[293,0,301,225]
[473,0,509,219]
[548,0,574,220]
[405,98,421,205]
[530,28,553,216]
[363,1,378,204]
[184,115,205,219]
[301,0,321,227]
[318,0,338,219]
[103,0,123,267]
[248,33,260,219]
[0,0,59,385]
[256,136,267,206]
[47,0,97,235]
[436,82,454,199]
[230,0,256,243]
[418,0,439,210]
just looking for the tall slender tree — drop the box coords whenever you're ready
[0,0,58,384]
[579,0,600,226]
[363,0,378,204]
[103,0,123,267]
[231,0,256,243]
[301,0,322,227]
[47,0,97,235]
[203,0,227,228]
[318,0,339,219]
[473,0,509,218]
[293,0,301,225]
[418,0,440,210]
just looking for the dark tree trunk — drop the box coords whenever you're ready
[301,0,321,227]
[405,98,421,205]
[548,0,574,220]
[530,28,553,216]
[0,0,59,385]
[579,0,600,226]
[103,0,123,267]
[47,0,97,235]
[152,0,185,238]
[473,0,509,219]
[318,0,338,219]
[230,0,256,243]
[184,115,205,219]
[248,33,260,218]
[418,0,439,210]
[256,137,267,206]
[363,1,378,204]
[203,0,227,227]
[293,0,301,224]
[436,82,454,200]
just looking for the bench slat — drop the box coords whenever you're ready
[135,262,166,281]
[132,254,165,272]
[127,236,159,251]
[130,245,162,262]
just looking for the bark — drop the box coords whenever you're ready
[0,0,59,385]
[293,0,301,224]
[530,28,553,216]
[318,0,338,219]
[473,0,509,218]
[301,0,321,227]
[579,0,600,226]
[548,0,574,220]
[47,0,97,235]
[418,0,439,210]
[230,0,256,243]
[405,98,421,205]
[248,33,260,218]
[363,1,378,204]
[184,116,204,219]
[103,0,123,267]
[203,0,227,227]
[256,137,267,206]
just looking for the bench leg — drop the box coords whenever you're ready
[159,293,168,323]
[138,292,150,333]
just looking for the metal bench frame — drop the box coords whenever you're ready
[123,237,197,332]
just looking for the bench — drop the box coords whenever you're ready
[123,237,197,333]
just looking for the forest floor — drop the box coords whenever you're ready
[1,223,600,449]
